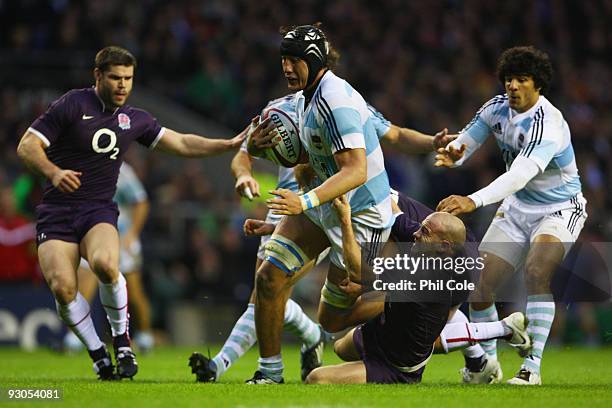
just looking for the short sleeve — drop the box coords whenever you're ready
[460,96,504,145]
[136,110,165,149]
[29,92,78,147]
[367,104,392,139]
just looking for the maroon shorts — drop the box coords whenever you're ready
[35,201,119,245]
[353,323,425,384]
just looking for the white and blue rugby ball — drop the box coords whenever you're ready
[262,107,302,168]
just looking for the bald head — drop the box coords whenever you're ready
[424,212,466,245]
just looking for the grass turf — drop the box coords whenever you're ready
[1,345,611,407]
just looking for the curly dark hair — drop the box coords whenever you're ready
[496,46,553,94]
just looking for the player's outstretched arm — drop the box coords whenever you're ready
[155,128,246,157]
[17,131,82,193]
[231,149,259,200]
[437,156,541,215]
[383,125,457,154]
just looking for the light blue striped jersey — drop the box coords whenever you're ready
[242,94,392,197]
[456,94,582,205]
[114,163,147,235]
[294,71,393,228]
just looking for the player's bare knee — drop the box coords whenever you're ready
[305,367,325,384]
[333,339,342,356]
[51,281,77,305]
[333,339,350,361]
[255,267,284,299]
[90,251,118,282]
[525,265,552,292]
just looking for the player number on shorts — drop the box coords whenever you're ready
[92,128,120,160]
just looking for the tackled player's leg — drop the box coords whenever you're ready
[317,228,391,333]
[306,327,366,384]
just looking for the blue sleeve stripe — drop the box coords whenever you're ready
[554,144,575,168]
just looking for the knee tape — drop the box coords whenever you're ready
[320,279,356,310]
[264,234,309,275]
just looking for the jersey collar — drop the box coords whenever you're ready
[509,95,545,124]
[91,86,122,115]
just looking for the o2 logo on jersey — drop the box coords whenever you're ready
[91,128,120,160]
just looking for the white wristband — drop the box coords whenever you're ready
[299,191,320,211]
[467,193,483,209]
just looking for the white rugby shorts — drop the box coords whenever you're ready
[479,193,587,269]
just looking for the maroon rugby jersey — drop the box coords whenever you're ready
[29,88,163,204]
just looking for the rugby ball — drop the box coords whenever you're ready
[261,107,302,167]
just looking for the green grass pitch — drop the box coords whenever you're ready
[1,345,611,407]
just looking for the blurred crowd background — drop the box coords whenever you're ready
[1,0,611,346]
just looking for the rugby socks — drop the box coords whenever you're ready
[258,354,284,382]
[211,303,257,380]
[440,310,486,359]
[284,298,321,349]
[523,294,555,374]
[211,299,319,380]
[99,273,129,338]
[56,292,104,351]
[441,320,511,350]
[469,304,499,360]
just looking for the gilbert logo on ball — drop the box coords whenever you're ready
[263,107,302,167]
